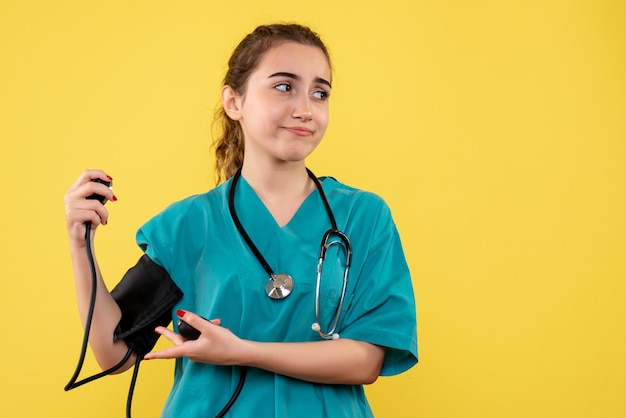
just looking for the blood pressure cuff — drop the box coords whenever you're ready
[111,255,183,356]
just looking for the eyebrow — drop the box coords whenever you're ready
[268,72,332,89]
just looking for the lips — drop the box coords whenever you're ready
[283,126,313,137]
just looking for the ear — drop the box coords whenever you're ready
[221,85,243,121]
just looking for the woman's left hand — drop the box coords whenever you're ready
[145,310,384,385]
[144,310,246,365]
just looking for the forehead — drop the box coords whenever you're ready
[253,41,332,82]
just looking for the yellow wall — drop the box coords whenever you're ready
[1,1,625,417]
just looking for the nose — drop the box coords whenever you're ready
[293,95,313,121]
[296,110,313,121]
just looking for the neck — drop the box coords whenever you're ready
[241,161,313,201]
[239,160,316,227]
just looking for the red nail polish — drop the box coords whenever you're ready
[107,175,113,180]
[176,310,185,317]
[112,195,118,201]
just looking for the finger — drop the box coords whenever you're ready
[69,169,113,191]
[176,310,214,330]
[79,179,116,203]
[65,176,116,228]
[144,345,187,361]
[65,199,110,227]
[67,170,116,203]
[155,326,186,345]
[67,209,107,230]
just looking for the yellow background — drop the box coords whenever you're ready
[1,0,625,417]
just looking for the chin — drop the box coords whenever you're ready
[284,150,317,163]
[274,145,318,162]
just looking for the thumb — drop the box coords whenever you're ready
[176,309,192,321]
[176,310,202,340]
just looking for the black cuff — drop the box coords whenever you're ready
[111,255,183,356]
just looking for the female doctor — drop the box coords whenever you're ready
[65,23,417,417]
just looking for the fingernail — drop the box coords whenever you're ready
[111,195,118,201]
[176,309,185,317]
[107,175,113,180]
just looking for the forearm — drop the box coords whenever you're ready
[70,241,135,372]
[241,338,385,385]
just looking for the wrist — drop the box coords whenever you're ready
[69,236,89,251]
[232,339,258,367]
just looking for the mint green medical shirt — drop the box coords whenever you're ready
[136,175,418,418]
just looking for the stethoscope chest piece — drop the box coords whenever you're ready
[265,274,294,299]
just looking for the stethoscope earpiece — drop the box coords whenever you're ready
[311,322,340,340]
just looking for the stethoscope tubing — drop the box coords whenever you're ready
[314,229,352,339]
[229,168,352,340]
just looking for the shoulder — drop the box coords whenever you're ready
[135,181,231,267]
[320,176,396,246]
[137,181,230,242]
[321,176,392,218]
[152,181,230,223]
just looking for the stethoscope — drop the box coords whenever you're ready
[228,168,352,340]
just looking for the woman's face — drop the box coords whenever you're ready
[229,41,332,166]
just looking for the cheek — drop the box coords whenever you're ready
[247,98,286,127]
[241,109,274,136]
[317,109,330,132]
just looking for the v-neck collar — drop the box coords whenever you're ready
[237,174,321,226]
[227,177,332,274]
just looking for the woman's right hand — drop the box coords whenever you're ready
[64,170,117,246]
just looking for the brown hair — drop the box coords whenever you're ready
[212,23,332,184]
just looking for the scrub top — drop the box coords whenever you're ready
[136,174,418,418]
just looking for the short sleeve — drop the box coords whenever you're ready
[135,196,209,273]
[136,213,170,270]
[339,203,418,376]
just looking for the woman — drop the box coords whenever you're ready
[65,23,417,417]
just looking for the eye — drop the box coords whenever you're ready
[274,83,291,92]
[312,90,330,100]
